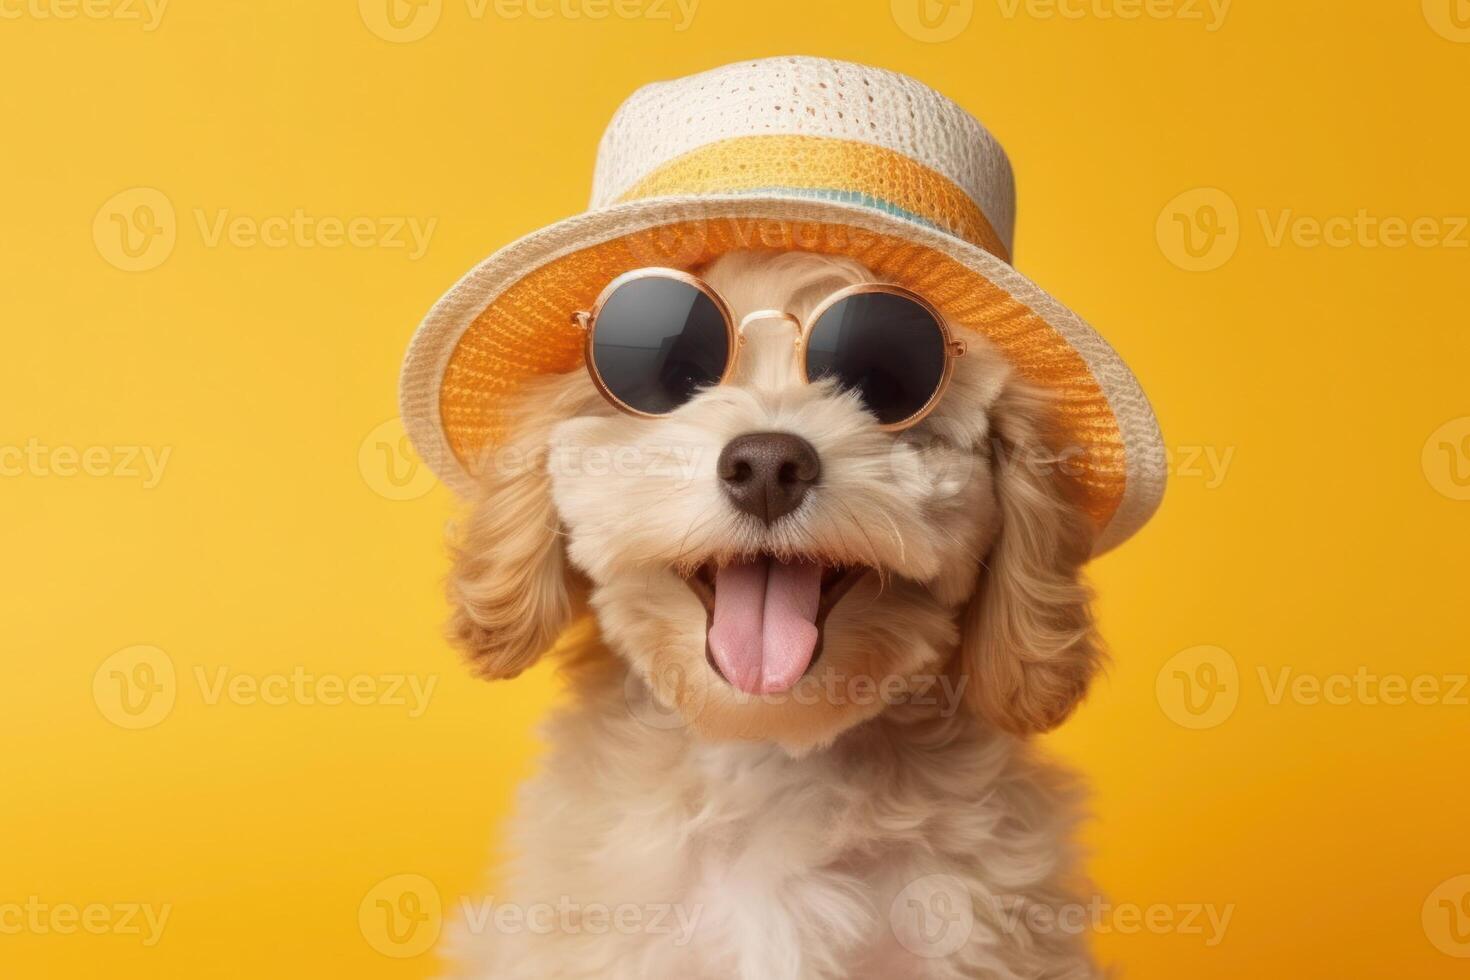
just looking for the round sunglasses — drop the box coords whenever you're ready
[571,268,967,431]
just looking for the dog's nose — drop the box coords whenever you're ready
[717,432,821,525]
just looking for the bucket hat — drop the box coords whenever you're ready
[400,56,1165,553]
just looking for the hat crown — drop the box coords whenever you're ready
[590,57,1017,257]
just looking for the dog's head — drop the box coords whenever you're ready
[447,250,1101,752]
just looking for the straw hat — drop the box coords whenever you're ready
[400,56,1165,554]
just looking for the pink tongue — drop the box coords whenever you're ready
[707,558,822,695]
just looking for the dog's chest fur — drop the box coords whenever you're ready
[445,666,1099,980]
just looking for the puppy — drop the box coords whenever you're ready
[441,249,1103,979]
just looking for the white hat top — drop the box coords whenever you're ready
[591,57,1018,256]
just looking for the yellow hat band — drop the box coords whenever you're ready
[614,135,1011,263]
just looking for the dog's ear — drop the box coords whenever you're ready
[447,381,583,680]
[959,380,1104,735]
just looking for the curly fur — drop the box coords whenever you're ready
[439,251,1105,979]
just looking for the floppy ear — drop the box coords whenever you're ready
[959,380,1104,735]
[447,382,584,680]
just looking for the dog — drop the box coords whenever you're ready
[437,249,1105,979]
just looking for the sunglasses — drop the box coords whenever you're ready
[571,268,967,431]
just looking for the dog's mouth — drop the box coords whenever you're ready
[679,556,868,695]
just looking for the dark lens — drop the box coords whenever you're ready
[590,276,729,414]
[805,292,947,425]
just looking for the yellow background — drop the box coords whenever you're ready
[3,0,1467,976]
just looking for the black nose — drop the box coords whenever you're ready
[717,432,821,525]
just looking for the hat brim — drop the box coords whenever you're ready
[399,194,1165,554]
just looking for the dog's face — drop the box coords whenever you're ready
[448,251,1100,752]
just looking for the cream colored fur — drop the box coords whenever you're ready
[441,251,1105,979]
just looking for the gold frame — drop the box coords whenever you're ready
[572,267,967,431]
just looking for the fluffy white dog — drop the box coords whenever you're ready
[440,250,1104,980]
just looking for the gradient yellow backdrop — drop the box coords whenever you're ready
[3,1,1467,976]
